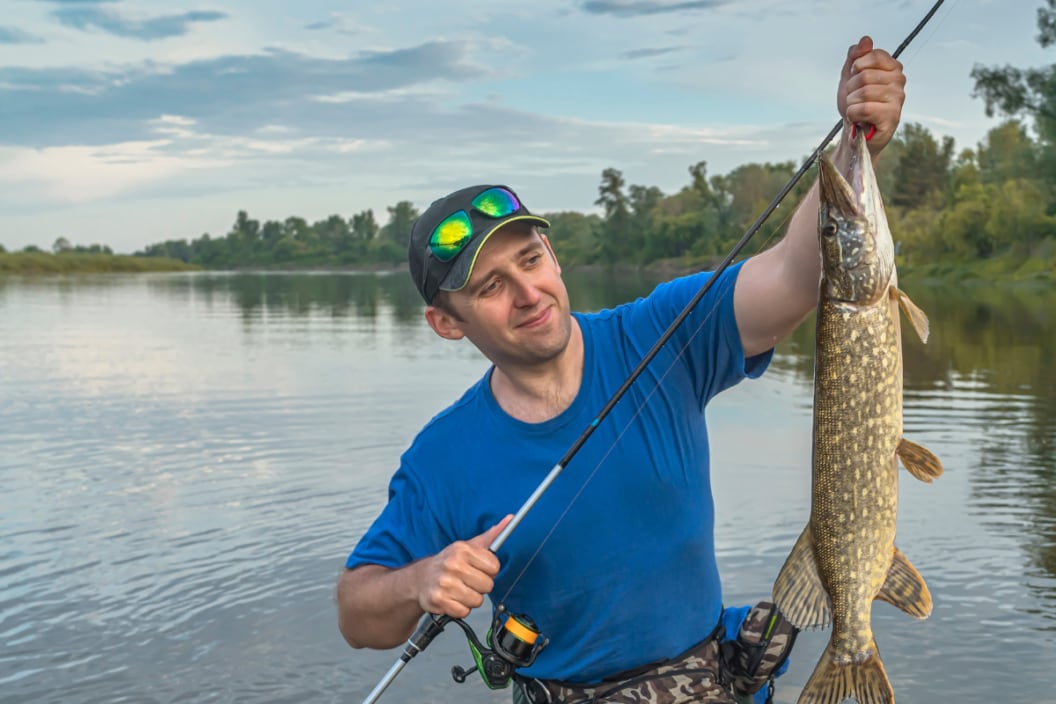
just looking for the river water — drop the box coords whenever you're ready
[1,270,1054,703]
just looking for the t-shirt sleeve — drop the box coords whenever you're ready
[628,260,773,406]
[345,459,446,571]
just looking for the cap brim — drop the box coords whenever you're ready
[437,214,551,295]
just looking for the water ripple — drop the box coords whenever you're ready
[3,274,1055,703]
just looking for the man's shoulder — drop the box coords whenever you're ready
[572,268,724,330]
[575,267,736,318]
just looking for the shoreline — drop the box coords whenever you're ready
[3,252,1054,285]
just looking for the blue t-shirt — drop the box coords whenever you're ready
[347,262,772,683]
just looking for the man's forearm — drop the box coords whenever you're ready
[735,141,859,356]
[336,563,425,649]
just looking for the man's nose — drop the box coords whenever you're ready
[511,275,542,307]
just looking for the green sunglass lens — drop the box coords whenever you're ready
[429,210,472,262]
[471,187,520,218]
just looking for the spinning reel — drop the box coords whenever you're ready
[449,604,548,689]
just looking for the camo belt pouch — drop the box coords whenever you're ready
[718,601,797,696]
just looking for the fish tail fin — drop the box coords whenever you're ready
[798,639,894,704]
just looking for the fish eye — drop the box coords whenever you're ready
[821,220,839,238]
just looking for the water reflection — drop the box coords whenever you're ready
[139,267,668,326]
[776,281,1056,621]
[153,269,1056,592]
[3,269,1054,702]
[145,271,425,324]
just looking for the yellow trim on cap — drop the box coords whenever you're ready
[444,214,551,294]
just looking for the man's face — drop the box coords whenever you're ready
[435,224,572,369]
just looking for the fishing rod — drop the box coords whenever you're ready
[359,2,946,701]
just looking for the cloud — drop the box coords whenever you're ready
[0,140,230,203]
[0,42,483,148]
[0,26,44,44]
[302,13,374,36]
[51,6,228,40]
[621,46,683,60]
[580,0,728,17]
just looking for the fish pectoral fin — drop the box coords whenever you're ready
[876,545,934,619]
[897,437,944,483]
[893,286,930,343]
[772,523,831,630]
[799,639,893,704]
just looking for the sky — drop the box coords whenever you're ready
[0,0,1051,254]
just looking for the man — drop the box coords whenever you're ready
[338,36,906,703]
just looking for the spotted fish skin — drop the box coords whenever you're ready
[772,130,943,704]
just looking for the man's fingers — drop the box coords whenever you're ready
[417,516,513,617]
[844,82,905,110]
[849,52,904,79]
[424,577,489,618]
[419,553,495,617]
[469,514,513,551]
[844,36,874,77]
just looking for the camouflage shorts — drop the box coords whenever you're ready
[514,635,735,704]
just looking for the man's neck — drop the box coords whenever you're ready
[489,318,584,424]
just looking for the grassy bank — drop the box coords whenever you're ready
[637,250,1056,285]
[0,252,200,274]
[4,249,1052,283]
[898,252,1056,285]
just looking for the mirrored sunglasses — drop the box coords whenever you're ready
[428,187,522,262]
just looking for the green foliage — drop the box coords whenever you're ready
[890,123,954,208]
[351,209,380,242]
[977,121,1038,183]
[0,251,197,274]
[595,168,636,265]
[544,211,601,263]
[379,201,419,245]
[32,2,1056,280]
[972,1,1056,148]
[123,110,1056,277]
[366,238,404,265]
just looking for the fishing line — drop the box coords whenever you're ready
[497,0,949,599]
[359,2,948,701]
[496,202,796,605]
[888,0,956,70]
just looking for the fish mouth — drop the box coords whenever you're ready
[817,128,894,303]
[818,129,870,219]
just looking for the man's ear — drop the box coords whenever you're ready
[424,305,465,341]
[540,232,561,274]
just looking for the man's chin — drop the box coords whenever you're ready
[521,327,572,362]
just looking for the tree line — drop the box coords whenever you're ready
[128,114,1055,275]
[10,2,1056,276]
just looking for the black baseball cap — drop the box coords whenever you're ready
[407,185,550,304]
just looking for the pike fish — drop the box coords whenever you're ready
[772,130,943,704]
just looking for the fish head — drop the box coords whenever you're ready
[817,129,895,304]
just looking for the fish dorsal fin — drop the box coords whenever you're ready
[897,437,944,483]
[876,545,934,619]
[893,286,930,343]
[772,523,831,630]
